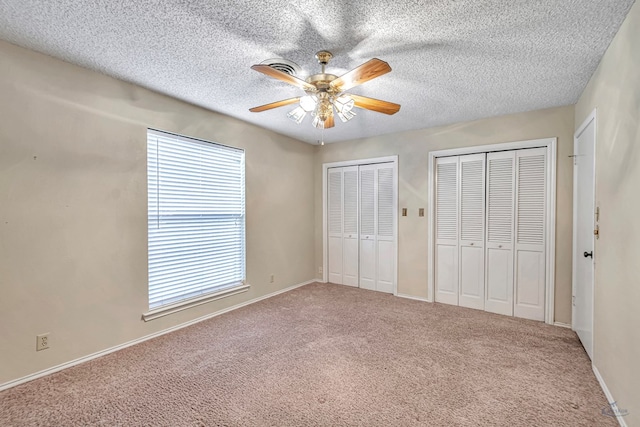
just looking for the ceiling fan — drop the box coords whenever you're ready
[249,51,401,130]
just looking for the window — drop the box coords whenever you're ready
[146,130,246,314]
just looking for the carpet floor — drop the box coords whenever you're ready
[1,283,615,426]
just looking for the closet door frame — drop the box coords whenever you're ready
[322,156,399,295]
[427,138,557,325]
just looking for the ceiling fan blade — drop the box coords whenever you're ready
[251,64,316,91]
[249,97,300,112]
[349,94,401,115]
[324,113,335,129]
[330,58,391,92]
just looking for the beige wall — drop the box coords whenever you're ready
[314,105,575,324]
[575,1,640,424]
[0,40,315,385]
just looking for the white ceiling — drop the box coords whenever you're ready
[0,0,635,144]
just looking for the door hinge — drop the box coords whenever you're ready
[572,295,575,306]
[594,225,599,239]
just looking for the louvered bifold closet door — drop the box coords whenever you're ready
[342,166,360,286]
[458,154,486,310]
[514,148,546,321]
[435,156,459,305]
[485,151,516,316]
[328,168,344,284]
[375,163,396,293]
[359,164,377,290]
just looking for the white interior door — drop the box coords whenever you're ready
[485,151,515,316]
[376,164,396,293]
[342,166,359,286]
[513,148,546,321]
[359,164,377,290]
[435,156,459,305]
[459,153,486,310]
[573,116,596,359]
[328,168,343,284]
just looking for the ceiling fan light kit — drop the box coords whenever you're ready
[250,50,400,135]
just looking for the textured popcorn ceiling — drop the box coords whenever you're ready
[0,1,635,144]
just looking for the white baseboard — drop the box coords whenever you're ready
[593,364,629,427]
[0,279,316,392]
[553,322,572,329]
[397,293,430,303]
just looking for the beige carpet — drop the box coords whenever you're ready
[0,283,615,426]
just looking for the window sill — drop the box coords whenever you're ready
[142,283,250,322]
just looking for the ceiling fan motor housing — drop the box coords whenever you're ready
[305,73,338,93]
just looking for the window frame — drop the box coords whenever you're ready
[142,129,248,321]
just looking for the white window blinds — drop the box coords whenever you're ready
[147,130,245,309]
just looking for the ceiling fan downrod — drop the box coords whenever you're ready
[315,50,333,74]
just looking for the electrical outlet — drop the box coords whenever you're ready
[270,274,274,283]
[36,333,50,351]
[318,266,323,274]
